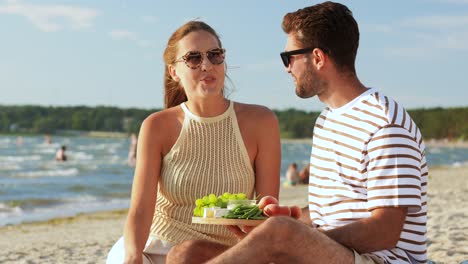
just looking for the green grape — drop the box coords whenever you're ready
[237,193,247,200]
[208,194,217,204]
[195,199,204,207]
[193,206,203,217]
[193,192,251,216]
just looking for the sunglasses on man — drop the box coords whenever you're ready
[280,48,313,68]
[174,48,226,69]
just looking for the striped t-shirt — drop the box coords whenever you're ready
[309,88,427,264]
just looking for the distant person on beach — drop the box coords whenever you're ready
[298,164,309,184]
[55,145,67,161]
[106,20,281,264]
[16,136,23,146]
[284,162,300,186]
[127,133,138,166]
[166,2,428,264]
[44,134,52,144]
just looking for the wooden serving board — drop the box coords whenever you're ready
[192,217,265,226]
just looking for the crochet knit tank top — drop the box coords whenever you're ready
[149,100,255,246]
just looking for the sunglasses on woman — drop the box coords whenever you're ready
[174,48,226,69]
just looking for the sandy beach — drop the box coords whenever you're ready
[1,166,467,263]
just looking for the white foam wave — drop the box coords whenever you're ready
[0,197,130,227]
[0,155,42,162]
[14,168,79,178]
[70,151,94,160]
[77,143,122,151]
[0,163,22,170]
[0,202,23,214]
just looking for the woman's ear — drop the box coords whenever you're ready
[168,65,180,82]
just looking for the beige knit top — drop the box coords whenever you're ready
[149,100,255,246]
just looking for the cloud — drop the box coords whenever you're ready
[109,29,138,40]
[400,15,468,29]
[372,14,468,57]
[361,23,394,33]
[0,0,98,32]
[430,0,468,4]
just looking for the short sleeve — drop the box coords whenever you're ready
[366,125,423,213]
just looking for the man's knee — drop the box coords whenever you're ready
[166,240,228,264]
[257,216,306,245]
[166,240,199,263]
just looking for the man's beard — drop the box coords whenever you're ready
[295,66,327,99]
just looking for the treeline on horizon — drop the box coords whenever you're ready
[0,105,467,140]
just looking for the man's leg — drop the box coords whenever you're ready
[208,216,354,264]
[166,240,229,264]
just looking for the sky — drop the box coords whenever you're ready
[0,0,467,111]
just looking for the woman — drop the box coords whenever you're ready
[284,162,300,186]
[107,21,281,264]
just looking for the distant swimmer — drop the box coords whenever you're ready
[44,134,52,144]
[127,133,138,166]
[55,145,67,161]
[16,136,23,146]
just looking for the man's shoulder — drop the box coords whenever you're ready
[349,90,415,129]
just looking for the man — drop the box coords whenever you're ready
[55,145,67,161]
[166,2,427,263]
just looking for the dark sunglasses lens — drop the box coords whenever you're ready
[280,53,289,67]
[207,50,225,65]
[185,52,203,67]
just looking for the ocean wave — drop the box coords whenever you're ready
[3,198,63,209]
[13,168,79,178]
[70,151,94,160]
[0,155,42,162]
[0,196,130,227]
[0,202,23,214]
[451,161,468,167]
[0,163,22,171]
[77,143,123,151]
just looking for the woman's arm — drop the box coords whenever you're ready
[123,115,163,263]
[253,109,281,200]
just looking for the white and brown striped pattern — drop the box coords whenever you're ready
[309,88,427,263]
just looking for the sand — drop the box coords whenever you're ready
[0,166,467,263]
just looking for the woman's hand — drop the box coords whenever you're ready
[258,196,302,218]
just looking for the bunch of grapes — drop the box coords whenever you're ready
[193,192,248,217]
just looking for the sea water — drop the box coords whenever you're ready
[0,135,467,227]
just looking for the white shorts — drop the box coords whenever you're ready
[353,250,385,264]
[106,236,174,264]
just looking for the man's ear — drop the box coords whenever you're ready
[168,65,180,82]
[313,48,326,70]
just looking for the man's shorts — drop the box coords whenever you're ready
[354,250,385,264]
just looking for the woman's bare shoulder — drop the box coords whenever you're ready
[234,102,277,123]
[141,106,183,133]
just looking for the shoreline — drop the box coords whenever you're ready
[4,133,468,147]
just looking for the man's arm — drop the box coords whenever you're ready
[323,207,408,253]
